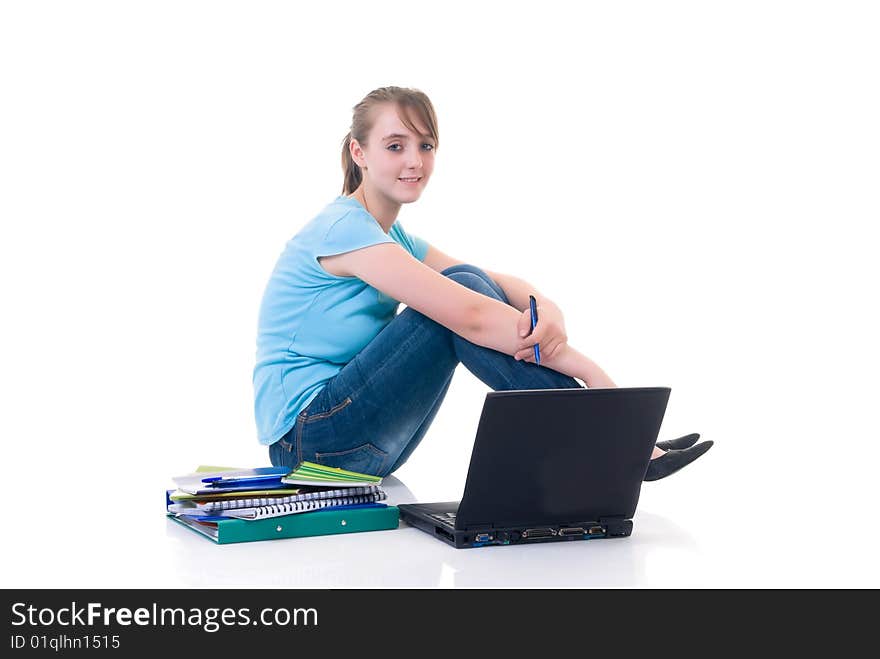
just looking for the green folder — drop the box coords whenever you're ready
[168,505,400,545]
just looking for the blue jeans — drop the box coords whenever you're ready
[268,264,584,476]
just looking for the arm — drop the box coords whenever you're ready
[334,243,617,386]
[483,270,545,313]
[483,268,574,364]
[463,271,617,387]
[327,243,527,356]
[422,244,556,314]
[419,245,568,357]
[474,273,617,386]
[546,345,618,388]
[424,245,556,311]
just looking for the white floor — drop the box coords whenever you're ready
[161,454,880,589]
[5,373,879,590]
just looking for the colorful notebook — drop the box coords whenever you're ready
[168,504,400,544]
[167,486,302,502]
[281,461,383,487]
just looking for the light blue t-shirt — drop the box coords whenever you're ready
[253,195,429,445]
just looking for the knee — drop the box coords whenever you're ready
[441,263,494,283]
[444,270,497,296]
[442,264,506,302]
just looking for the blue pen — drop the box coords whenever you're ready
[201,467,288,485]
[528,295,541,364]
[209,477,283,489]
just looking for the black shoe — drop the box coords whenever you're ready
[656,433,700,451]
[644,441,714,481]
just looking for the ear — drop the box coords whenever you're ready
[349,138,367,168]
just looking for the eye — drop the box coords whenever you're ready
[387,144,401,151]
[422,143,435,151]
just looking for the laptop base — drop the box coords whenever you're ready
[399,502,633,549]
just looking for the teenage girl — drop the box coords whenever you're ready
[254,86,712,480]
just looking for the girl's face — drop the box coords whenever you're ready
[352,103,436,205]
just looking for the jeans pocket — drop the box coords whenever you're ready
[314,443,389,477]
[268,427,299,468]
[301,395,353,422]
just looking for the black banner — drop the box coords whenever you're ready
[2,589,872,653]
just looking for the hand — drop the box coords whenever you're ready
[514,300,568,363]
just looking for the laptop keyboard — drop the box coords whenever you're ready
[429,512,456,526]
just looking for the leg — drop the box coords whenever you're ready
[384,369,454,474]
[440,265,584,392]
[386,265,584,472]
[270,264,582,476]
[269,303,459,475]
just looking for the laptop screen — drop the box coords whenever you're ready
[455,387,670,528]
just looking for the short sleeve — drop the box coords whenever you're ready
[409,233,429,261]
[318,210,395,259]
[389,220,429,262]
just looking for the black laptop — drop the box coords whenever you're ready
[398,387,671,548]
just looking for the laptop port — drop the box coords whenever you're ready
[521,528,557,539]
[588,526,605,536]
[435,526,454,541]
[559,527,586,537]
[474,533,493,543]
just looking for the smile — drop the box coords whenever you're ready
[398,177,422,183]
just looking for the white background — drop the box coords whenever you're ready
[2,1,878,588]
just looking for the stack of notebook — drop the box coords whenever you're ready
[166,462,399,544]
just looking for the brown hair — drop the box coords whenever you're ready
[341,86,439,195]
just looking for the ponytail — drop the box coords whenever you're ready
[341,131,362,195]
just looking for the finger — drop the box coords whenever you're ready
[515,348,533,361]
[525,324,546,346]
[515,349,534,363]
[517,310,532,338]
[518,334,540,350]
[537,328,564,353]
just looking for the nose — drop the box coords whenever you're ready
[405,149,423,170]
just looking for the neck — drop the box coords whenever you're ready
[350,185,399,234]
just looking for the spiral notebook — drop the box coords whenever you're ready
[167,485,383,515]
[199,491,388,520]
